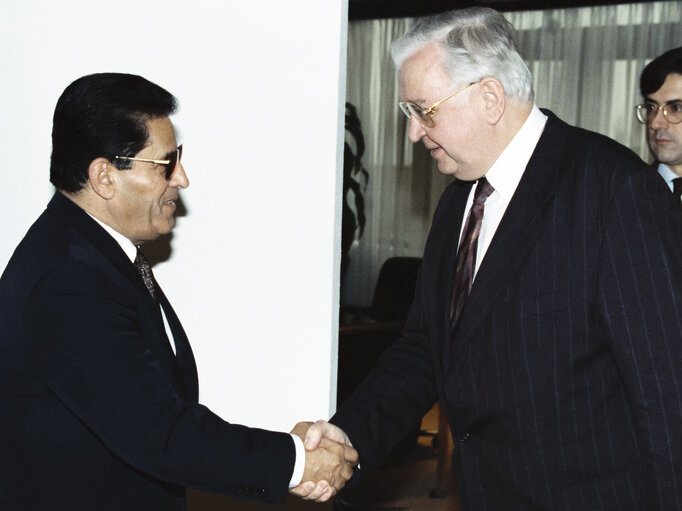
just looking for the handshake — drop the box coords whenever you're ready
[289,420,358,503]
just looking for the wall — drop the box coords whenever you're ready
[0,0,348,431]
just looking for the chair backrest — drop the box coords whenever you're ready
[370,257,422,322]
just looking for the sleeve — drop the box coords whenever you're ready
[331,297,438,476]
[25,262,295,503]
[330,184,461,476]
[597,168,682,509]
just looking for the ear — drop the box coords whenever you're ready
[87,158,116,200]
[479,77,506,126]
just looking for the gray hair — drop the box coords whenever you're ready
[390,7,534,103]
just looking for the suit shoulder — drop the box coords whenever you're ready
[2,209,133,308]
[544,111,647,176]
[568,125,660,199]
[0,209,70,301]
[570,125,643,168]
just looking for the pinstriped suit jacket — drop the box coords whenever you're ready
[332,111,682,510]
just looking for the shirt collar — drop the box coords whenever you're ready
[86,213,138,263]
[485,105,548,201]
[657,163,679,188]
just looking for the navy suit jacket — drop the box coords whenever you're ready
[0,193,294,510]
[332,111,682,510]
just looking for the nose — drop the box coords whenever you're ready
[170,161,190,189]
[650,107,668,131]
[408,116,426,143]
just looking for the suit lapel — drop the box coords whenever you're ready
[47,193,195,398]
[158,288,199,401]
[432,180,473,373]
[448,112,570,365]
[47,194,158,318]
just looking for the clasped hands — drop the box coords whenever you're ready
[289,420,357,502]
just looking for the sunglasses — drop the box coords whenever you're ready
[114,145,183,181]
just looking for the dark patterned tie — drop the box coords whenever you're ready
[450,177,494,334]
[134,247,157,302]
[673,178,682,210]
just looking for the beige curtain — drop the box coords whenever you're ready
[342,1,682,305]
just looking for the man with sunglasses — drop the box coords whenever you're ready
[296,7,682,510]
[0,73,356,510]
[637,47,682,208]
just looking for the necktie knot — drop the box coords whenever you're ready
[473,177,494,205]
[134,247,157,301]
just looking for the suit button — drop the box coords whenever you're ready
[460,433,470,443]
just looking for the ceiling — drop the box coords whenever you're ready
[348,0,657,20]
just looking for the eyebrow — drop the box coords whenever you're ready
[645,97,682,105]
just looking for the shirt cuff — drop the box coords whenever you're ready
[288,433,305,488]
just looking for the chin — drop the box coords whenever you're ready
[161,216,176,230]
[436,162,460,176]
[149,223,174,240]
[433,153,460,176]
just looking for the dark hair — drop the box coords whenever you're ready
[50,73,177,192]
[640,47,682,97]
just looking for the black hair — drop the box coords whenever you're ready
[640,47,682,97]
[49,73,177,192]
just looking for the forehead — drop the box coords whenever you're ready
[397,43,452,101]
[647,73,682,102]
[143,116,177,153]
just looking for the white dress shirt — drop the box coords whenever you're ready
[460,105,548,278]
[86,214,306,486]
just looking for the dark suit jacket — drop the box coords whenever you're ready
[332,111,682,510]
[0,193,294,510]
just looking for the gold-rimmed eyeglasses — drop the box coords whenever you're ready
[399,82,477,128]
[635,102,682,125]
[114,145,183,181]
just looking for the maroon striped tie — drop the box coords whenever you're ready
[450,177,494,334]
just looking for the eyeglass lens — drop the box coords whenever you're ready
[638,103,682,125]
[165,145,183,180]
[400,103,434,127]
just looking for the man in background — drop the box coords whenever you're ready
[0,72,356,510]
[637,46,682,207]
[296,7,682,509]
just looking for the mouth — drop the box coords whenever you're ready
[163,198,177,207]
[652,131,673,144]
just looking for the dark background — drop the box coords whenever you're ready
[349,0,657,19]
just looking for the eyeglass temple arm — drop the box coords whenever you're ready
[115,156,171,164]
[426,82,476,116]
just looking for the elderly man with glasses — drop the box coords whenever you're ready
[0,72,357,510]
[295,7,682,510]
[637,46,682,208]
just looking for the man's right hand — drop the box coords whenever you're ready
[290,421,357,502]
